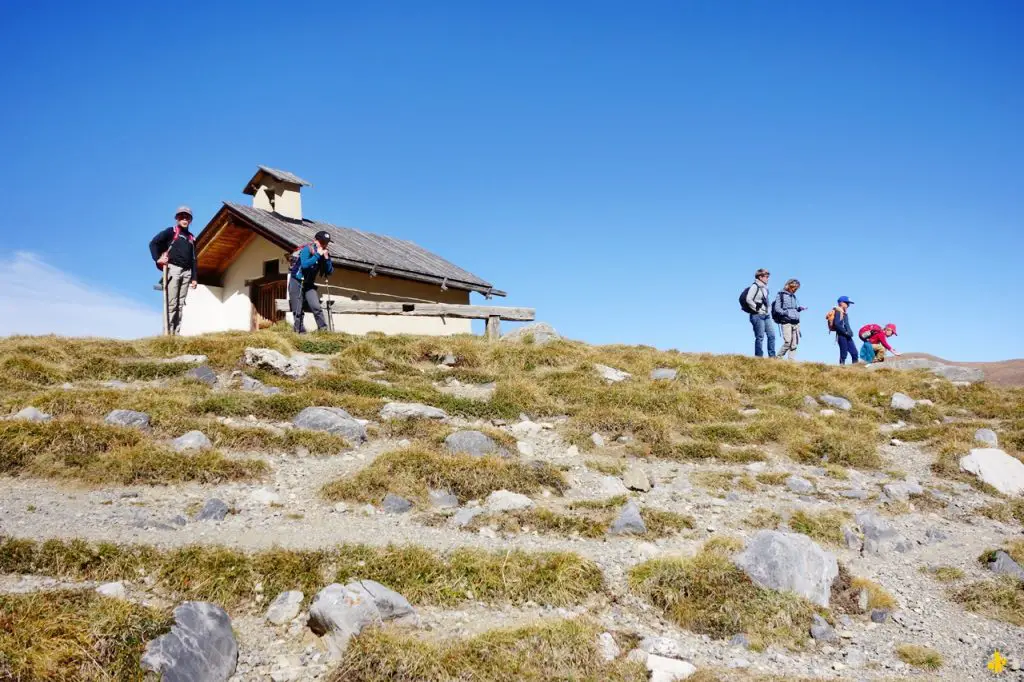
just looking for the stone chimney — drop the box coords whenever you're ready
[242,166,311,220]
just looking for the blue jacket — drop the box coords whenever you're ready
[833,307,854,338]
[773,291,801,324]
[290,244,334,285]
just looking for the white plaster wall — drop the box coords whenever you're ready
[220,237,291,332]
[179,284,225,336]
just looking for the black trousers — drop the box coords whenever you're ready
[288,277,327,333]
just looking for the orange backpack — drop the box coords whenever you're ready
[825,307,842,333]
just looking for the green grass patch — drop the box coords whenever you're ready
[895,643,943,670]
[468,499,693,540]
[0,589,171,681]
[321,447,566,505]
[332,618,645,682]
[921,565,964,582]
[951,575,1024,627]
[788,509,851,546]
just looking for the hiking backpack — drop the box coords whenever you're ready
[825,308,839,333]
[858,324,882,342]
[738,285,759,314]
[288,242,319,276]
[771,293,787,324]
[156,226,195,270]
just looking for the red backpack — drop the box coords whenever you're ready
[156,226,196,270]
[858,324,882,342]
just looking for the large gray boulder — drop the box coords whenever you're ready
[240,374,282,396]
[445,430,502,457]
[974,428,999,446]
[501,322,561,345]
[608,499,647,536]
[855,510,913,554]
[734,530,838,607]
[959,448,1024,496]
[293,407,366,444]
[345,580,415,621]
[872,357,985,383]
[819,394,852,411]
[171,430,212,453]
[9,406,51,422]
[379,402,448,420]
[308,583,383,657]
[988,551,1024,580]
[104,409,151,430]
[140,601,238,682]
[243,347,308,379]
[265,590,304,625]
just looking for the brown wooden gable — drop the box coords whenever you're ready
[194,205,291,286]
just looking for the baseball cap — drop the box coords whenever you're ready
[884,323,897,335]
[174,205,193,219]
[314,230,332,243]
[837,296,854,305]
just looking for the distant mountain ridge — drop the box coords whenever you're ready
[900,353,1024,387]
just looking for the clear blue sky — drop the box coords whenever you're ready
[2,0,1022,361]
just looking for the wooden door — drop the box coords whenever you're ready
[253,279,286,330]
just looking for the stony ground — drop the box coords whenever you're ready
[1,335,1022,681]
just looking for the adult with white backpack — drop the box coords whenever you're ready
[739,268,776,357]
[149,206,197,336]
[772,278,806,359]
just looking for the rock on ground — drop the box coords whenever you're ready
[308,584,382,658]
[650,368,677,381]
[646,654,696,681]
[855,510,912,554]
[988,551,1024,580]
[141,601,238,682]
[185,365,218,386]
[292,407,366,444]
[251,489,282,506]
[104,409,150,430]
[785,476,814,494]
[609,499,647,536]
[345,580,415,621]
[882,479,923,502]
[591,432,606,448]
[428,489,459,508]
[96,581,127,599]
[240,373,282,395]
[623,467,652,492]
[381,493,413,514]
[450,507,485,528]
[500,322,561,344]
[8,406,51,422]
[444,430,501,457]
[890,393,917,410]
[874,357,985,383]
[265,590,304,625]
[810,613,837,642]
[379,402,448,420]
[734,530,838,607]
[595,364,631,383]
[974,428,999,446]
[243,347,308,378]
[959,448,1024,496]
[484,490,534,512]
[195,498,229,522]
[818,394,852,411]
[171,430,212,452]
[597,632,621,661]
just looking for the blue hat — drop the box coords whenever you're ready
[837,296,854,305]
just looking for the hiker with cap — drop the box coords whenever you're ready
[826,296,858,365]
[858,323,900,363]
[288,230,334,333]
[149,206,197,335]
[741,268,776,358]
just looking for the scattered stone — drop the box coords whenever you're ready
[974,428,999,446]
[988,550,1024,580]
[734,530,838,607]
[730,634,751,649]
[810,614,837,642]
[591,432,606,448]
[623,467,652,492]
[308,584,382,658]
[163,354,208,364]
[650,368,677,381]
[609,499,647,536]
[185,364,218,386]
[251,489,282,506]
[856,510,912,554]
[141,602,238,681]
[96,581,127,600]
[266,591,304,625]
[802,396,819,409]
[240,374,281,395]
[195,498,229,522]
[595,364,631,383]
[924,527,948,544]
[598,475,629,496]
[428,489,459,508]
[450,507,485,528]
[597,632,621,662]
[292,407,366,444]
[857,588,870,612]
[959,448,1024,495]
[640,636,683,659]
[819,409,835,417]
[890,393,916,411]
[8,406,51,422]
[839,489,869,500]
[819,394,852,411]
[345,580,415,621]
[484,490,534,512]
[104,409,150,430]
[444,430,501,457]
[646,654,696,682]
[243,347,308,378]
[381,493,413,514]
[870,609,890,623]
[501,322,561,345]
[379,402,448,420]
[874,357,984,383]
[785,476,815,494]
[882,479,923,502]
[171,430,212,452]
[842,526,862,550]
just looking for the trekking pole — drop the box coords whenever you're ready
[161,266,169,336]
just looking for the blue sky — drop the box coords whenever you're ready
[1,0,1021,361]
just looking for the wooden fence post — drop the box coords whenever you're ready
[486,315,501,341]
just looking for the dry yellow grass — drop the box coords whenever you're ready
[895,643,943,670]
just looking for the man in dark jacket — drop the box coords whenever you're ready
[288,230,334,333]
[149,206,198,335]
[833,296,858,365]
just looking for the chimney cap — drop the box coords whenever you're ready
[243,165,311,195]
